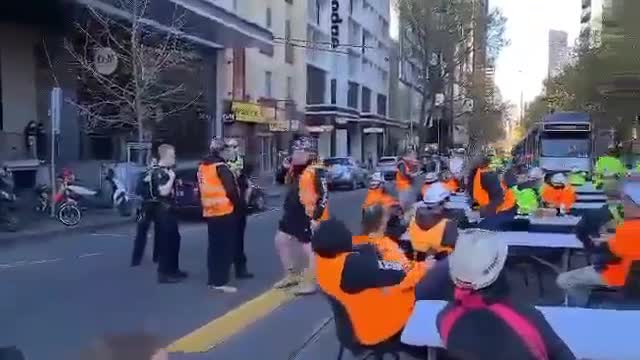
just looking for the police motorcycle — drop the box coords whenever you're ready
[0,166,19,232]
[104,166,132,217]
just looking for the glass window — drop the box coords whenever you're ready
[540,138,590,158]
[265,71,273,98]
[362,87,371,112]
[330,79,337,104]
[287,76,294,100]
[285,20,294,64]
[266,7,272,28]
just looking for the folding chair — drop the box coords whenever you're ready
[324,294,401,360]
[588,261,640,308]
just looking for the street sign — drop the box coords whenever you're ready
[94,47,118,75]
[50,87,62,134]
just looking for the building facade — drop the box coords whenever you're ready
[219,0,307,173]
[304,0,404,163]
[548,29,569,78]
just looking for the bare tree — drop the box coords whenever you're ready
[65,0,201,144]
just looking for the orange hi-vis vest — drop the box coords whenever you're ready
[602,220,640,287]
[443,179,459,193]
[299,165,329,221]
[198,162,234,217]
[541,184,576,211]
[351,234,410,269]
[408,218,453,254]
[362,189,398,210]
[473,167,516,213]
[316,253,424,346]
[396,159,412,191]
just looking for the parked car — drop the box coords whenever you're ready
[323,157,369,190]
[173,162,266,215]
[375,156,398,181]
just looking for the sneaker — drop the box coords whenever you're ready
[209,285,238,293]
[273,272,300,289]
[293,281,317,296]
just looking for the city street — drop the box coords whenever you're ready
[0,189,367,360]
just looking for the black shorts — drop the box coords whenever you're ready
[278,216,312,244]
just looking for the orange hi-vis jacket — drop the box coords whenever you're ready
[541,184,576,211]
[408,218,453,255]
[602,219,640,287]
[197,162,234,217]
[299,165,329,221]
[443,179,459,193]
[316,252,425,345]
[362,188,398,210]
[396,159,412,192]
[473,167,516,213]
[351,234,410,268]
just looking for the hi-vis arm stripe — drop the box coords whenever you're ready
[200,184,225,192]
[378,260,404,271]
[201,198,230,206]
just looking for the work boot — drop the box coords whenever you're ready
[293,270,317,296]
[158,273,184,284]
[236,269,255,279]
[273,270,300,289]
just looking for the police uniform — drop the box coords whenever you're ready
[227,155,252,278]
[130,166,160,266]
[152,166,184,282]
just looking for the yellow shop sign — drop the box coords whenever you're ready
[231,101,263,123]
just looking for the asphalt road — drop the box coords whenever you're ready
[0,189,368,360]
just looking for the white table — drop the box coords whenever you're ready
[577,194,608,201]
[528,216,581,226]
[401,300,640,360]
[400,231,582,250]
[444,202,470,210]
[573,202,606,209]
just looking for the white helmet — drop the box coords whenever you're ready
[528,167,544,180]
[423,182,451,204]
[550,173,567,185]
[369,172,384,186]
[424,172,438,183]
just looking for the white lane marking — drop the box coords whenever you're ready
[29,258,62,265]
[78,252,103,258]
[90,233,129,237]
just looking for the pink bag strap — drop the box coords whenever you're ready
[438,289,548,360]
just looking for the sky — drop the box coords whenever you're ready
[491,0,582,113]
[389,0,582,116]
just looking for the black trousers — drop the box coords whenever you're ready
[131,202,160,266]
[234,212,248,273]
[207,214,238,286]
[156,205,181,275]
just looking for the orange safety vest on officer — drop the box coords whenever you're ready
[197,162,234,217]
[473,167,516,213]
[396,159,413,192]
[316,251,426,346]
[601,219,640,287]
[408,218,457,255]
[299,164,329,221]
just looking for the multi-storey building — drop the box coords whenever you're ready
[304,0,404,162]
[220,0,307,173]
[548,30,569,78]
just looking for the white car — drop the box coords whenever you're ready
[375,156,398,181]
[324,157,369,190]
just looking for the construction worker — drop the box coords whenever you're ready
[362,172,397,211]
[408,183,458,261]
[314,219,428,347]
[440,169,460,193]
[557,177,640,306]
[396,149,420,211]
[510,167,544,216]
[541,173,577,215]
[421,172,439,198]
[224,138,253,279]
[352,204,410,266]
[273,135,327,295]
[594,144,625,189]
[469,154,516,230]
[198,138,241,292]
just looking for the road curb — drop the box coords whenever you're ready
[288,316,334,360]
[0,217,134,244]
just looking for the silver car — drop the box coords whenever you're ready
[376,156,399,181]
[324,157,369,190]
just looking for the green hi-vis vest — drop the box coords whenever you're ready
[511,186,539,215]
[568,172,587,186]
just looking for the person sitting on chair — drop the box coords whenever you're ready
[437,229,575,360]
[362,172,398,212]
[314,219,428,348]
[352,204,410,266]
[541,173,577,215]
[557,178,640,307]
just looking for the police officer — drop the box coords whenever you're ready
[224,138,253,279]
[153,144,187,284]
[131,157,160,267]
[198,138,242,292]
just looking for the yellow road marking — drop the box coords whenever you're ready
[167,289,295,353]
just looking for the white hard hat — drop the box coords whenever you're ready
[424,172,438,183]
[550,173,567,185]
[225,138,239,147]
[528,167,544,180]
[423,182,450,204]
